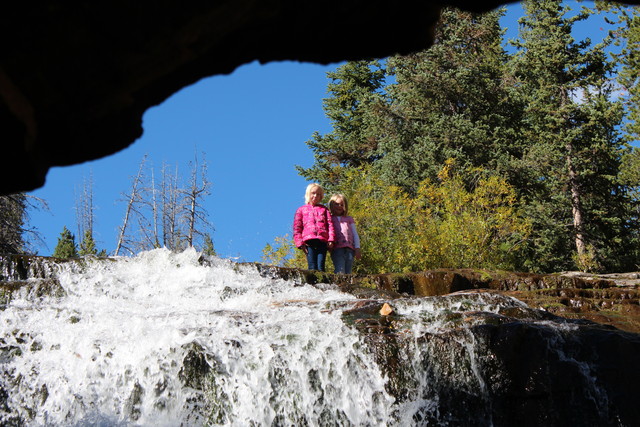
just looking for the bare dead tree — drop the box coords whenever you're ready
[133,164,161,252]
[0,194,28,253]
[115,155,147,256]
[182,152,212,248]
[134,213,157,253]
[149,167,160,248]
[0,193,47,254]
[75,171,95,245]
[113,152,213,256]
[161,162,183,251]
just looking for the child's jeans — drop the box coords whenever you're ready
[305,239,327,271]
[331,247,355,274]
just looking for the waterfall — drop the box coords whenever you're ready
[0,249,638,426]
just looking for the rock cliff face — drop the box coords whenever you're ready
[2,1,640,195]
[347,296,640,426]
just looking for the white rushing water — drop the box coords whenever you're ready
[0,249,397,426]
[0,248,538,426]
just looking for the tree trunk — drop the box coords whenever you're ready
[115,157,146,256]
[566,141,586,256]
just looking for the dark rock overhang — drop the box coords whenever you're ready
[1,1,636,195]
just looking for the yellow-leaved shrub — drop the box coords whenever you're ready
[346,161,531,273]
[262,161,531,274]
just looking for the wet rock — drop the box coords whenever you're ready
[0,279,66,306]
[178,342,211,391]
[125,382,144,421]
[505,287,640,334]
[253,263,640,333]
[353,295,640,427]
[475,320,640,427]
[0,255,59,281]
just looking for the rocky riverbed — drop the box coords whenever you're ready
[0,252,638,426]
[250,264,640,334]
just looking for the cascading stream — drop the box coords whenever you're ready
[1,248,635,426]
[1,249,398,426]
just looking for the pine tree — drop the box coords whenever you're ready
[297,60,386,191]
[202,233,216,256]
[0,194,46,255]
[78,229,98,256]
[53,226,78,259]
[374,7,523,193]
[606,3,640,190]
[609,3,640,268]
[609,4,640,143]
[510,0,633,272]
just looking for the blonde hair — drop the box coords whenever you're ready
[304,183,324,204]
[329,193,348,216]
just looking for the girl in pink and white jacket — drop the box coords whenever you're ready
[329,194,361,274]
[293,183,335,271]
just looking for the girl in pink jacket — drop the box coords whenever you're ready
[329,194,361,274]
[293,183,335,271]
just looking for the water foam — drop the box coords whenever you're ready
[0,248,598,426]
[0,249,393,426]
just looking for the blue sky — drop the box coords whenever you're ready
[26,1,616,262]
[29,61,335,261]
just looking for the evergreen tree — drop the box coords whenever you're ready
[620,147,640,198]
[78,229,98,256]
[297,60,386,191]
[375,7,524,193]
[293,2,639,273]
[202,233,216,256]
[53,226,78,259]
[609,4,640,144]
[605,3,640,189]
[611,4,640,267]
[510,0,634,272]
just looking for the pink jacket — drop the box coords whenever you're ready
[332,215,359,250]
[293,204,335,248]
